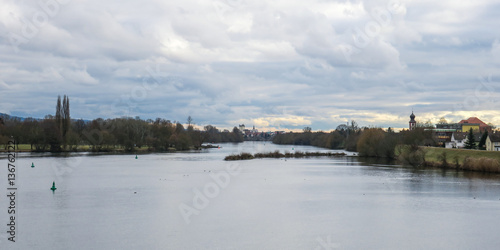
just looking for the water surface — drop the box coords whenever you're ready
[1,141,500,249]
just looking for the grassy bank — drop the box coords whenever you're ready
[420,147,500,173]
[224,150,346,161]
[422,147,500,164]
[0,144,33,152]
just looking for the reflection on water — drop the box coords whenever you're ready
[1,141,499,250]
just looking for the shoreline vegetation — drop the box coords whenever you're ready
[396,144,500,173]
[273,125,500,174]
[419,147,500,173]
[0,96,243,153]
[2,96,499,173]
[224,150,346,161]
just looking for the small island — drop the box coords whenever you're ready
[224,150,346,161]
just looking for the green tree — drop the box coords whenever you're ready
[478,130,488,150]
[464,128,476,149]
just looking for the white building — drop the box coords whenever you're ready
[486,134,500,151]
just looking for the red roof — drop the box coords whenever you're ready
[458,117,490,131]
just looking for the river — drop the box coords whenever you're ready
[1,141,500,249]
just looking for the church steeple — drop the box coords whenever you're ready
[409,111,416,130]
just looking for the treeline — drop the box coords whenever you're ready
[273,122,436,161]
[0,96,243,152]
[272,121,364,151]
[357,127,435,162]
[269,122,500,171]
[204,125,245,143]
[0,116,243,152]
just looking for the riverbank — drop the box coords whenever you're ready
[0,144,217,153]
[421,147,500,173]
[230,142,500,174]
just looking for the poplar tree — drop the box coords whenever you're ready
[62,95,70,138]
[55,95,70,148]
[55,95,62,133]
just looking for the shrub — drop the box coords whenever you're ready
[461,157,500,173]
[398,144,426,167]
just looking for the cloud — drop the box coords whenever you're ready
[1,0,500,130]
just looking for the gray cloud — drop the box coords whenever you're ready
[1,0,500,131]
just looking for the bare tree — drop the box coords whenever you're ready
[62,95,70,139]
[55,95,62,132]
[437,117,448,125]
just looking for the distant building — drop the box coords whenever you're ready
[458,117,491,132]
[435,122,479,133]
[251,125,258,133]
[435,118,491,146]
[445,132,481,149]
[460,123,480,133]
[486,134,500,151]
[434,129,456,146]
[409,112,416,130]
[243,129,251,136]
[445,132,466,148]
[435,123,462,131]
[436,117,490,133]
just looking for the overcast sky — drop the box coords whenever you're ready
[1,0,500,131]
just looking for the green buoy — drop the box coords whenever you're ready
[50,181,57,191]
[31,162,35,168]
[135,155,138,159]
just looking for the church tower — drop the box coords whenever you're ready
[409,111,416,130]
